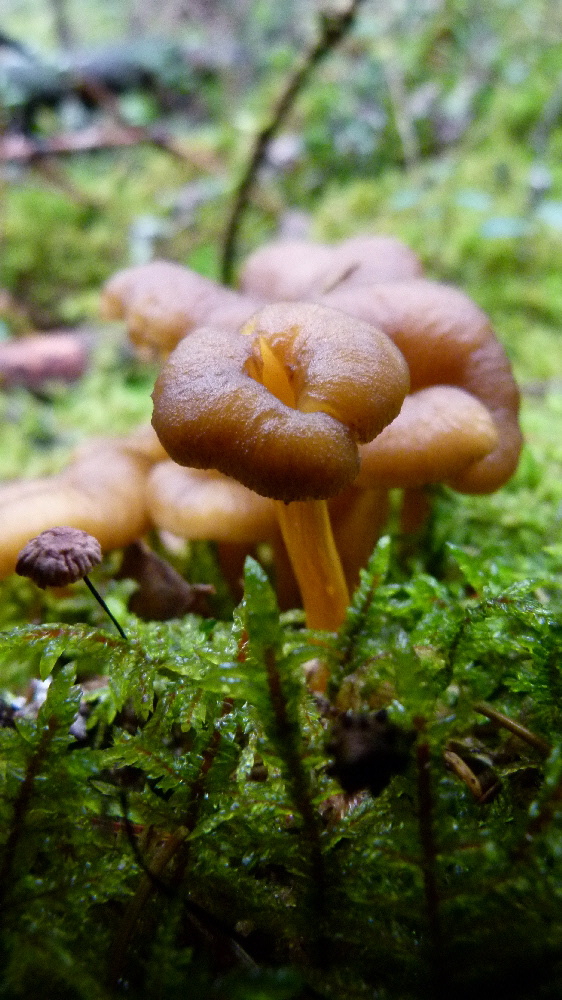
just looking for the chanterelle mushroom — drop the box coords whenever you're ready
[151,301,409,631]
[319,279,522,495]
[240,235,423,300]
[0,425,166,580]
[314,279,522,583]
[147,462,277,544]
[101,260,262,358]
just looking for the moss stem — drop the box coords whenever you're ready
[275,498,349,631]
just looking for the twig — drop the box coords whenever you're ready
[443,749,482,800]
[382,59,419,170]
[73,78,219,172]
[0,121,219,172]
[105,824,188,987]
[220,0,365,285]
[474,702,551,757]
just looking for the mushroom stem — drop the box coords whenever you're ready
[275,498,349,631]
[330,485,390,593]
[399,487,432,535]
[83,575,127,640]
[256,334,351,630]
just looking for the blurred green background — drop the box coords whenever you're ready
[0,0,560,380]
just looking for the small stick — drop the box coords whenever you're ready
[474,702,551,757]
[443,749,482,800]
[220,0,365,284]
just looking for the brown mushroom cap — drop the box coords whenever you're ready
[16,526,102,588]
[320,279,522,494]
[0,428,164,580]
[147,461,277,544]
[151,302,410,503]
[356,386,499,488]
[240,235,423,301]
[101,260,261,357]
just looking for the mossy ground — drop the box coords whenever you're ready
[1,6,562,996]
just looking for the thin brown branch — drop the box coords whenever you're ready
[220,0,365,285]
[105,824,188,988]
[443,749,483,800]
[474,702,551,757]
[0,121,218,172]
[382,58,419,170]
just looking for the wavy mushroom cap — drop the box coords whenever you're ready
[320,279,522,494]
[152,302,410,503]
[101,260,261,357]
[357,386,499,488]
[240,235,423,301]
[0,430,160,580]
[147,462,277,544]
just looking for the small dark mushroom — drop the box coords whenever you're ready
[16,525,102,588]
[16,526,126,639]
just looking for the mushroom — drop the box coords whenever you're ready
[332,386,501,588]
[311,280,522,584]
[0,331,90,390]
[146,460,281,604]
[356,386,500,490]
[16,526,103,589]
[151,301,409,631]
[147,461,278,545]
[239,235,423,301]
[16,526,126,638]
[0,425,166,580]
[101,260,262,358]
[318,279,522,497]
[360,385,500,542]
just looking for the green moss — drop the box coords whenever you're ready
[1,6,562,995]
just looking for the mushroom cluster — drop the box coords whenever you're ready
[151,301,409,629]
[101,260,261,359]
[1,234,523,636]
[0,425,166,580]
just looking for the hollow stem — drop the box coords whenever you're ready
[83,575,127,640]
[275,498,349,631]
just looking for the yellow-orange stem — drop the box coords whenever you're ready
[275,498,349,631]
[254,335,349,630]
